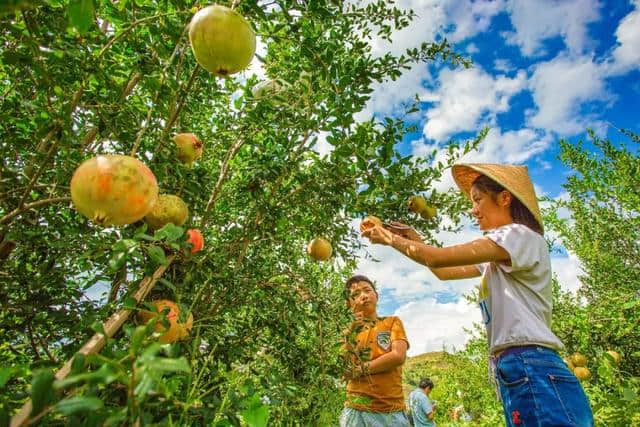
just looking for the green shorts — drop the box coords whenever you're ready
[339,407,410,427]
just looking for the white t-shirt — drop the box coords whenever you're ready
[476,223,564,353]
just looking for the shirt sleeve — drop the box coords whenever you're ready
[421,395,433,415]
[484,224,541,272]
[390,317,410,349]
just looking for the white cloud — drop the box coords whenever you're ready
[311,131,334,158]
[504,0,601,57]
[526,54,612,135]
[608,0,640,74]
[446,0,506,42]
[355,64,431,122]
[396,297,482,355]
[413,127,552,193]
[422,67,527,141]
[368,0,448,58]
[551,254,585,294]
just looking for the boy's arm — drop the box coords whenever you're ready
[361,339,408,375]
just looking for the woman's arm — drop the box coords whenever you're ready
[363,226,510,269]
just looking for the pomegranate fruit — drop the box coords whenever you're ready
[186,229,204,253]
[137,299,194,344]
[360,215,383,233]
[573,366,591,381]
[307,237,332,261]
[570,352,588,367]
[70,154,158,226]
[173,133,203,165]
[188,5,256,77]
[252,78,290,100]
[144,194,189,229]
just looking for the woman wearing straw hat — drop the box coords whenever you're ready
[362,163,594,426]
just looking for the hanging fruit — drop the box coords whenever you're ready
[70,154,158,226]
[188,5,256,77]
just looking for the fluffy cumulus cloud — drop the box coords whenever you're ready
[396,297,482,356]
[503,0,601,57]
[526,54,612,135]
[609,0,640,74]
[413,127,552,193]
[422,67,527,141]
[445,0,506,42]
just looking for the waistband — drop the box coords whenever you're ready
[493,345,554,360]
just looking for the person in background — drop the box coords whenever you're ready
[340,275,411,427]
[409,378,436,426]
[362,163,594,427]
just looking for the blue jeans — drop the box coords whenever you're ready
[496,346,594,427]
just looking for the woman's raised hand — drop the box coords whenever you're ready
[385,221,422,242]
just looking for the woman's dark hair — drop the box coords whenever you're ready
[419,378,434,390]
[345,275,377,299]
[472,175,543,235]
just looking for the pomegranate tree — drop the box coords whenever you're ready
[188,5,256,77]
[70,154,158,226]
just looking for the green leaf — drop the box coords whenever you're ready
[0,367,15,388]
[30,369,56,415]
[55,396,103,415]
[622,300,637,310]
[145,245,167,265]
[147,357,191,374]
[622,387,637,401]
[240,395,269,427]
[159,277,176,292]
[153,224,184,242]
[68,0,94,34]
[113,239,138,253]
[108,251,126,272]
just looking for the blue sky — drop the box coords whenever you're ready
[341,0,640,355]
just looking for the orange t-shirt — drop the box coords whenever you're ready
[345,316,409,413]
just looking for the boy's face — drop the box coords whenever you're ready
[347,281,378,317]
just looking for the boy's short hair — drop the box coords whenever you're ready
[345,275,377,299]
[419,378,434,390]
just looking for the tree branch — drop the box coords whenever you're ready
[0,197,71,225]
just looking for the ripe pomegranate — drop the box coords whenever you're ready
[186,229,204,253]
[573,366,591,381]
[144,194,189,229]
[570,352,588,367]
[360,215,383,233]
[173,133,203,165]
[70,154,158,226]
[137,299,194,344]
[307,237,332,261]
[606,350,622,366]
[188,5,256,77]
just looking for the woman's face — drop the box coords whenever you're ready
[470,185,512,230]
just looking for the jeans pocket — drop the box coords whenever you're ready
[548,374,594,427]
[497,357,530,387]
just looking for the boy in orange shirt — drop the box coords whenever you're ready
[340,275,411,426]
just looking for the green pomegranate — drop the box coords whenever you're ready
[188,5,256,77]
[70,154,158,226]
[173,133,203,165]
[144,194,189,229]
[252,78,290,100]
[407,195,437,219]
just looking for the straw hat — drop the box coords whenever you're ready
[451,163,543,232]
